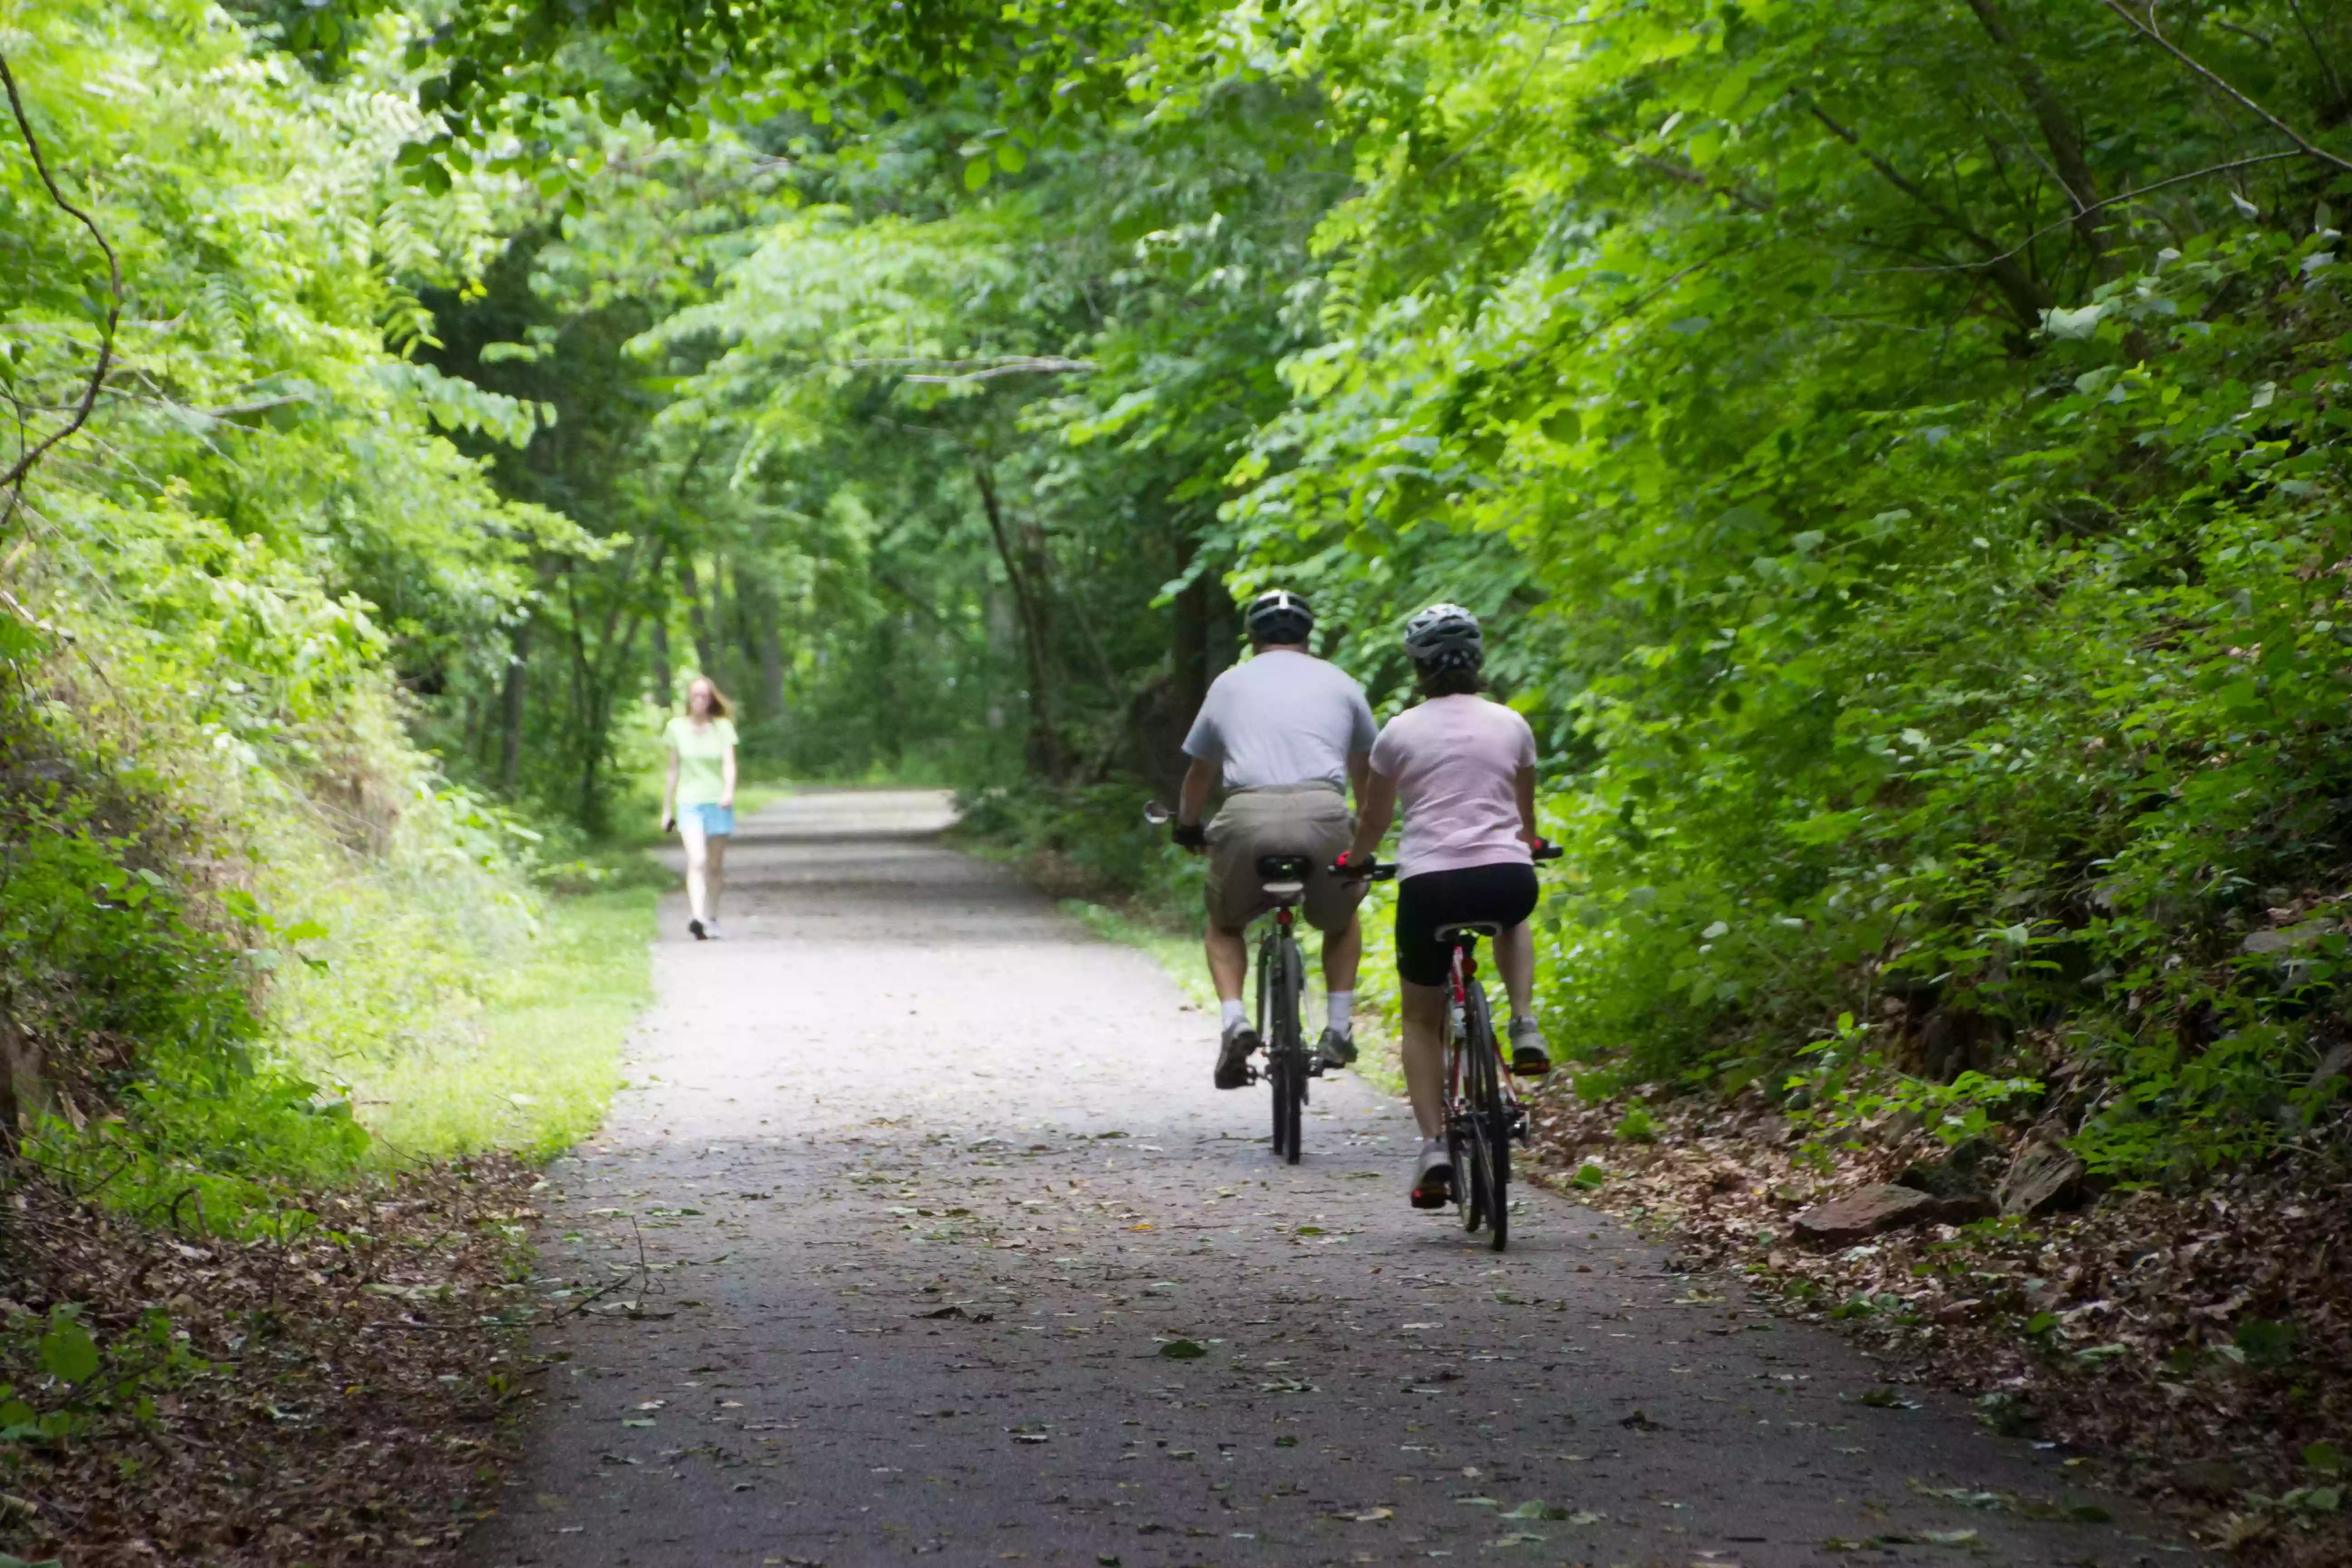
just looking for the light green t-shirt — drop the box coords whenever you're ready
[665,715,737,806]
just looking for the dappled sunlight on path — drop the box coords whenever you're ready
[471,789,2196,1568]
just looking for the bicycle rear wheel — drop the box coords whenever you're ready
[1461,978,1510,1251]
[1256,931,1280,1154]
[1274,932,1305,1164]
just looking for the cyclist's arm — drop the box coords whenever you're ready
[1345,769,1397,862]
[1515,763,1538,848]
[1346,749,1370,808]
[1178,753,1217,828]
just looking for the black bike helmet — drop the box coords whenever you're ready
[1244,588,1314,646]
[1402,602,1483,670]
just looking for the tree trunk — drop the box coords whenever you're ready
[971,457,1064,777]
[650,598,673,705]
[1960,0,2113,271]
[1172,529,1210,730]
[0,1004,46,1142]
[745,570,787,721]
[498,614,531,794]
[676,554,719,678]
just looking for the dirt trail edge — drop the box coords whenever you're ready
[470,790,2199,1568]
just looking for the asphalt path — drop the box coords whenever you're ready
[470,789,2196,1568]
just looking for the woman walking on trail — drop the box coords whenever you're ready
[662,675,738,941]
[1339,604,1550,1210]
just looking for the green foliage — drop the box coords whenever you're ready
[12,0,2352,1203]
[954,783,1204,912]
[1783,1014,2045,1160]
[0,1303,204,1447]
[1611,1106,1660,1145]
[0,0,647,1231]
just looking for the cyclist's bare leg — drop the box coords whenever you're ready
[1399,980,1448,1139]
[1205,925,1249,1004]
[1320,911,1363,995]
[679,814,712,923]
[1494,921,1535,1019]
[1494,920,1549,1070]
[705,833,729,921]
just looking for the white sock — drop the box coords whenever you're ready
[1220,998,1248,1031]
[1327,990,1354,1034]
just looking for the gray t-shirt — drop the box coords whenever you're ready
[1182,649,1378,791]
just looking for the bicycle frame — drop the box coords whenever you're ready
[1440,930,1527,1250]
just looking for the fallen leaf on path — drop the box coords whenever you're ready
[1852,1388,1921,1410]
[1159,1338,1206,1359]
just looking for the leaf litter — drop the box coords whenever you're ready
[0,1155,541,1566]
[1527,1079,2352,1563]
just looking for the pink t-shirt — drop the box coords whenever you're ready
[1369,695,1538,879]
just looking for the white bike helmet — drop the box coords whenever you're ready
[1402,602,1483,670]
[1244,588,1315,645]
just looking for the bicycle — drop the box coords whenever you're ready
[1337,844,1562,1251]
[1146,802,1319,1164]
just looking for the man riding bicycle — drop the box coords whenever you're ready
[1174,589,1378,1090]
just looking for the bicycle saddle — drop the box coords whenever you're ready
[1436,921,1507,943]
[1257,853,1312,903]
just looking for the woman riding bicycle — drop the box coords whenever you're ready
[1339,604,1551,1210]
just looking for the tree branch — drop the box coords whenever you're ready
[1960,0,2114,267]
[2096,0,2352,174]
[843,355,1096,383]
[1802,98,2053,321]
[1592,130,1774,214]
[0,52,123,495]
[1858,151,2307,276]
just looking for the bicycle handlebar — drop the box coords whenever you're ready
[1332,841,1564,879]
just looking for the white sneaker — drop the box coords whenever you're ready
[1411,1138,1453,1210]
[704,920,725,940]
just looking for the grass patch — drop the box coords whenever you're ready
[359,886,655,1160]
[1062,898,1216,1010]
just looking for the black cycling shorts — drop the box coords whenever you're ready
[1393,862,1540,988]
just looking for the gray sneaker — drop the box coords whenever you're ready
[1508,1016,1551,1076]
[1315,1026,1357,1070]
[1215,1023,1261,1090]
[1411,1138,1454,1210]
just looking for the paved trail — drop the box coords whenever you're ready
[473,791,2194,1568]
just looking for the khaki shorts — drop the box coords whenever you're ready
[1204,785,1365,935]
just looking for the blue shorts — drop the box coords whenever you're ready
[677,802,735,836]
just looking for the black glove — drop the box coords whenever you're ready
[1171,820,1208,850]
